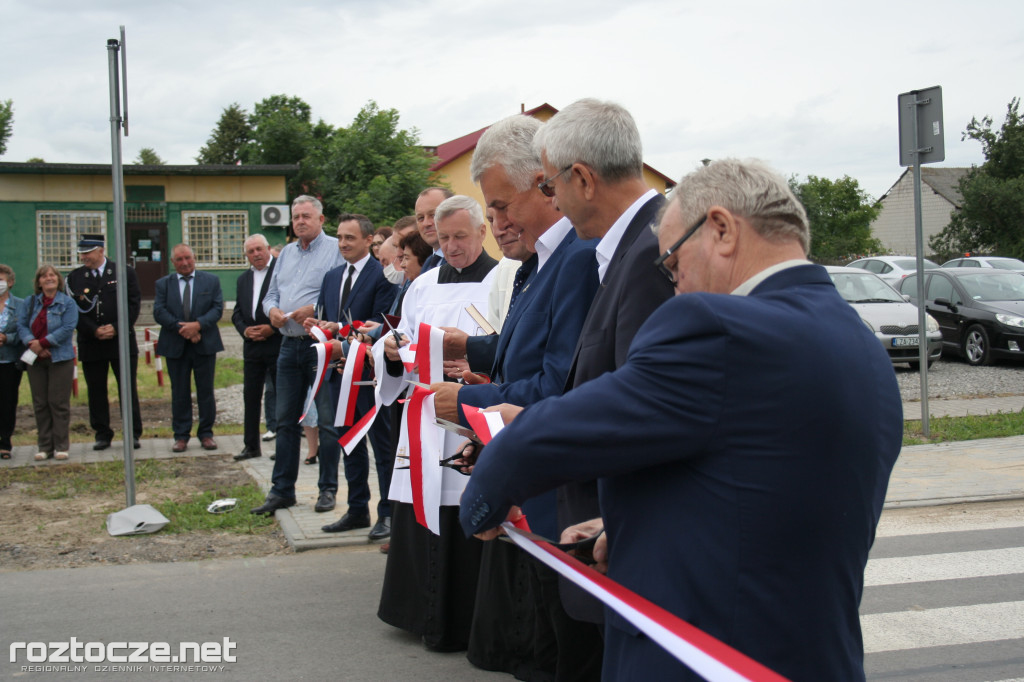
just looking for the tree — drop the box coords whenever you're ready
[319,101,437,225]
[789,175,882,263]
[195,103,251,164]
[0,99,13,157]
[929,97,1024,260]
[25,157,44,163]
[134,148,166,165]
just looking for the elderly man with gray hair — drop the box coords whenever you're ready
[460,159,903,681]
[231,233,280,461]
[377,194,498,653]
[251,195,344,516]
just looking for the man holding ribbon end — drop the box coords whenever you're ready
[460,159,902,681]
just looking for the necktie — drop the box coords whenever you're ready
[338,264,355,321]
[505,257,536,322]
[93,269,100,279]
[181,275,192,321]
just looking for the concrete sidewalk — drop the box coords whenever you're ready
[4,395,1024,549]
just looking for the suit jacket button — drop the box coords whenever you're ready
[470,503,490,527]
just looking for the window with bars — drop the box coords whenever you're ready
[37,211,106,268]
[181,211,248,267]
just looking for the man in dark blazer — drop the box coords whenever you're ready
[231,234,280,461]
[65,234,143,450]
[533,99,675,628]
[461,159,903,681]
[429,114,603,679]
[153,243,224,452]
[305,214,396,535]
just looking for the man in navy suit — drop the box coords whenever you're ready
[231,234,280,461]
[305,214,396,536]
[460,159,903,681]
[153,244,224,452]
[532,99,676,630]
[430,114,603,680]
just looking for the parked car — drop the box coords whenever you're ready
[898,268,1024,366]
[826,266,942,368]
[940,256,1024,272]
[846,256,940,285]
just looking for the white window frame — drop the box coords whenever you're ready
[36,211,107,269]
[181,211,248,268]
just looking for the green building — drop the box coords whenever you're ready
[0,162,298,300]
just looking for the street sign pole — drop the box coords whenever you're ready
[107,27,135,507]
[898,86,944,437]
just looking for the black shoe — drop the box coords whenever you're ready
[233,448,261,461]
[321,513,370,533]
[133,439,141,450]
[269,454,276,460]
[250,494,296,515]
[304,447,319,465]
[314,490,336,512]
[368,516,391,541]
[93,440,111,451]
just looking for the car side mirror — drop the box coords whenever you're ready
[902,294,911,302]
[934,297,957,312]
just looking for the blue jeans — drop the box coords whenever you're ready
[269,337,340,500]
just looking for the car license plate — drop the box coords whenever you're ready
[892,337,919,347]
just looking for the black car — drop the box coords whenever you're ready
[899,268,1024,366]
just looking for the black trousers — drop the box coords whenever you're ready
[0,361,23,451]
[242,354,277,451]
[82,355,142,442]
[166,347,216,442]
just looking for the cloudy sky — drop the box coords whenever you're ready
[2,0,1021,199]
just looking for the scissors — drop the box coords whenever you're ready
[394,450,472,476]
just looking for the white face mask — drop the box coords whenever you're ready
[0,280,7,296]
[382,263,404,285]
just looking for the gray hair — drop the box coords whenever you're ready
[470,115,543,192]
[291,194,323,215]
[532,98,643,182]
[435,195,485,228]
[668,159,810,255]
[244,233,269,248]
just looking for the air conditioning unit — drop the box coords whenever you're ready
[261,204,290,227]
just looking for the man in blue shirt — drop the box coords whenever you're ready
[251,195,344,516]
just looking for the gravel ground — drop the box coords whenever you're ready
[894,357,1024,402]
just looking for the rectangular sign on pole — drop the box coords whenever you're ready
[898,86,945,166]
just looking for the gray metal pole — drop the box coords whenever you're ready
[107,37,136,507]
[910,97,931,437]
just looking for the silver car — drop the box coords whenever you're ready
[846,255,940,286]
[826,266,942,368]
[941,256,1024,272]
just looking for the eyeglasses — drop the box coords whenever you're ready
[653,214,707,283]
[537,164,574,197]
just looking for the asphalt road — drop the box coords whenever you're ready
[1,547,503,681]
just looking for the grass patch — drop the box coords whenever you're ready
[16,357,245,407]
[0,458,180,499]
[154,484,274,534]
[904,409,1024,445]
[0,456,274,535]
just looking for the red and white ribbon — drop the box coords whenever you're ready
[464,406,505,445]
[334,339,383,456]
[399,322,447,533]
[404,387,442,533]
[336,340,368,427]
[501,524,789,682]
[300,341,333,423]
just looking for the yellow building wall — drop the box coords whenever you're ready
[0,173,287,203]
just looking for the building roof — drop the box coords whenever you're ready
[427,103,676,188]
[0,162,300,177]
[879,166,969,207]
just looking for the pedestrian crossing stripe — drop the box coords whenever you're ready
[865,547,1024,586]
[861,601,1024,653]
